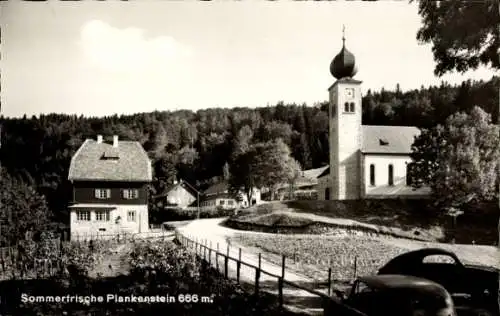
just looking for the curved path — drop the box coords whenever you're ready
[177,218,329,315]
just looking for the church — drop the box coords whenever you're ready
[317,34,430,200]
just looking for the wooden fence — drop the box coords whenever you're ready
[175,232,366,316]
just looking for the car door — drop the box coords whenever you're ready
[346,281,381,315]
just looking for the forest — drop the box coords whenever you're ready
[0,77,498,226]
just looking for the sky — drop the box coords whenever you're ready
[1,1,497,118]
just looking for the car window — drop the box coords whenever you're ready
[422,255,456,264]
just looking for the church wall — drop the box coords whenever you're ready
[317,176,330,200]
[363,154,430,197]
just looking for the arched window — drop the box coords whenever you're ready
[369,164,375,186]
[349,102,355,112]
[388,164,394,186]
[344,102,349,112]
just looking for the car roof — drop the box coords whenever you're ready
[358,274,449,296]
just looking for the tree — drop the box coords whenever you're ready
[409,106,499,208]
[285,158,302,200]
[228,138,301,203]
[0,168,53,246]
[250,139,301,200]
[414,0,499,76]
[228,148,258,205]
[222,162,231,180]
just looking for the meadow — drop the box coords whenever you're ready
[230,232,500,290]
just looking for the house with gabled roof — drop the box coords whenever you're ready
[153,179,198,209]
[68,135,152,239]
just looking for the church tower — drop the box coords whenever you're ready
[328,28,362,200]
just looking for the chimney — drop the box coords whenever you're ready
[97,135,103,144]
[113,135,119,147]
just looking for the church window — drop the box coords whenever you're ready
[388,164,394,186]
[369,164,375,186]
[344,102,355,113]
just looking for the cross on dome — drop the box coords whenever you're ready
[330,25,358,80]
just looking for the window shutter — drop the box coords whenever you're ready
[106,189,111,198]
[122,190,127,199]
[95,189,99,198]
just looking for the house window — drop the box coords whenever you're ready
[77,211,90,221]
[122,189,139,199]
[95,189,111,199]
[344,102,349,112]
[220,200,225,206]
[349,102,355,112]
[127,211,136,222]
[388,164,394,186]
[95,210,110,222]
[228,200,234,206]
[369,164,376,186]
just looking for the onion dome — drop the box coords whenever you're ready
[330,32,358,80]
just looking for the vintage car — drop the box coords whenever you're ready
[325,274,456,316]
[377,248,499,316]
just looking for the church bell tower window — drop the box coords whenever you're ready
[344,102,355,113]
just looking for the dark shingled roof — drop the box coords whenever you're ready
[362,125,420,154]
[68,139,152,182]
[204,181,230,195]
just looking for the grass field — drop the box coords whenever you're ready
[231,233,411,283]
[230,232,500,290]
[229,200,498,245]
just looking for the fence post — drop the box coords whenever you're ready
[236,248,241,283]
[255,267,260,296]
[203,239,207,260]
[216,242,220,270]
[278,277,284,308]
[281,254,286,279]
[209,241,212,265]
[258,253,261,270]
[354,256,358,279]
[224,255,228,279]
[328,267,332,296]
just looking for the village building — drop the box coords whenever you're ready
[201,181,261,209]
[68,135,152,239]
[263,165,328,200]
[317,34,430,200]
[153,179,198,209]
